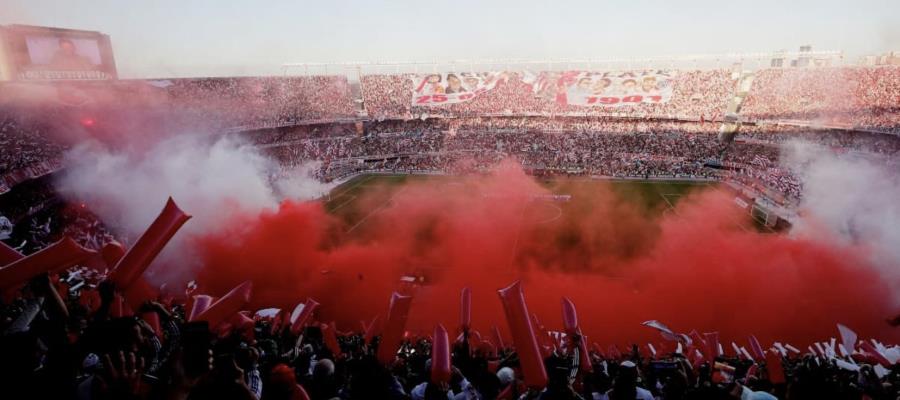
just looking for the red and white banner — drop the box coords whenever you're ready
[410,72,505,106]
[526,70,677,107]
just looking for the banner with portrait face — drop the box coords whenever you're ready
[410,72,505,106]
[527,70,677,107]
[1,25,117,81]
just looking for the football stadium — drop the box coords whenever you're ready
[1,2,900,399]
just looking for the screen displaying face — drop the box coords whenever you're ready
[25,35,103,70]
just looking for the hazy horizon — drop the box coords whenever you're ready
[2,0,898,78]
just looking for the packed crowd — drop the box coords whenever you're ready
[361,70,736,121]
[257,119,829,197]
[262,129,724,182]
[0,110,68,193]
[3,65,900,207]
[1,252,899,400]
[163,76,357,129]
[736,124,900,156]
[741,66,900,133]
[0,176,118,255]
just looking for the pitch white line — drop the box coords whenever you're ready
[328,194,358,213]
[345,187,407,234]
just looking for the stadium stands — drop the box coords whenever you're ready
[742,66,900,133]
[1,65,899,206]
[2,63,900,400]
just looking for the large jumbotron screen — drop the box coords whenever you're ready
[0,24,117,81]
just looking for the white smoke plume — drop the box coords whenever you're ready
[56,133,335,284]
[782,141,900,287]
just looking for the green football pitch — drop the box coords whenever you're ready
[321,174,740,233]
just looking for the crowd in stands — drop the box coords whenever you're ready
[1,256,899,399]
[737,124,900,156]
[164,76,357,129]
[2,65,900,209]
[259,120,817,195]
[362,70,736,121]
[0,111,67,193]
[0,177,117,255]
[2,65,900,399]
[741,66,900,133]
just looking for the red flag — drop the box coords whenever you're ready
[232,312,255,340]
[189,294,215,321]
[290,298,320,335]
[704,332,721,359]
[460,287,472,330]
[364,315,380,344]
[748,335,766,360]
[140,311,163,339]
[744,364,758,383]
[492,325,506,350]
[860,341,893,367]
[641,320,680,342]
[837,324,858,354]
[765,351,786,384]
[689,330,706,348]
[107,198,190,291]
[193,281,252,329]
[689,331,708,362]
[376,292,413,365]
[431,324,452,384]
[478,340,496,357]
[497,281,548,389]
[591,342,604,358]
[322,322,341,356]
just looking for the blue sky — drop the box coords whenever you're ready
[2,0,898,78]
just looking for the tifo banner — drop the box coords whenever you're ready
[525,70,677,107]
[410,72,505,106]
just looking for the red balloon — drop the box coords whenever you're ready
[577,334,593,373]
[123,277,159,311]
[376,292,413,365]
[431,324,451,384]
[100,241,126,268]
[497,281,547,389]
[193,281,252,329]
[0,241,23,266]
[108,198,191,291]
[561,297,578,335]
[0,237,96,290]
[460,287,472,330]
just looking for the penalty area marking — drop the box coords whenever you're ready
[531,201,563,224]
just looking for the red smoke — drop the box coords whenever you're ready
[192,162,898,348]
